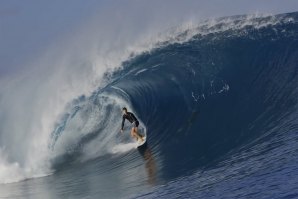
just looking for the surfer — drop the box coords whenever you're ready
[121,107,144,142]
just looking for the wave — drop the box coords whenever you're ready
[0,12,298,189]
[50,11,298,179]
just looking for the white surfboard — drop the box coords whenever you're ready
[137,136,146,147]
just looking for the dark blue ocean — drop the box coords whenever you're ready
[1,12,298,199]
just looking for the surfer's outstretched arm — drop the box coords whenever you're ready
[121,116,125,132]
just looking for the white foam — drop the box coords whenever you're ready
[111,143,138,154]
[134,69,148,76]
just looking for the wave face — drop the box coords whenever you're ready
[1,12,298,199]
[109,12,298,182]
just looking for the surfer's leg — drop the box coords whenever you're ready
[133,121,144,141]
[130,128,138,140]
[134,127,144,141]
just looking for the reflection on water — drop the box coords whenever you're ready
[138,143,157,185]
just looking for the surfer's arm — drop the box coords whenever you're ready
[121,116,125,131]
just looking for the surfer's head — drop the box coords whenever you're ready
[122,107,127,114]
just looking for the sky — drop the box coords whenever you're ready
[0,0,298,76]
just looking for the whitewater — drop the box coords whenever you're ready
[0,4,298,199]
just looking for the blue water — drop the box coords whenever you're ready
[1,12,298,199]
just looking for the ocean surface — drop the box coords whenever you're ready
[1,12,298,199]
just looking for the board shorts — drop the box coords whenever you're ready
[133,121,139,128]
